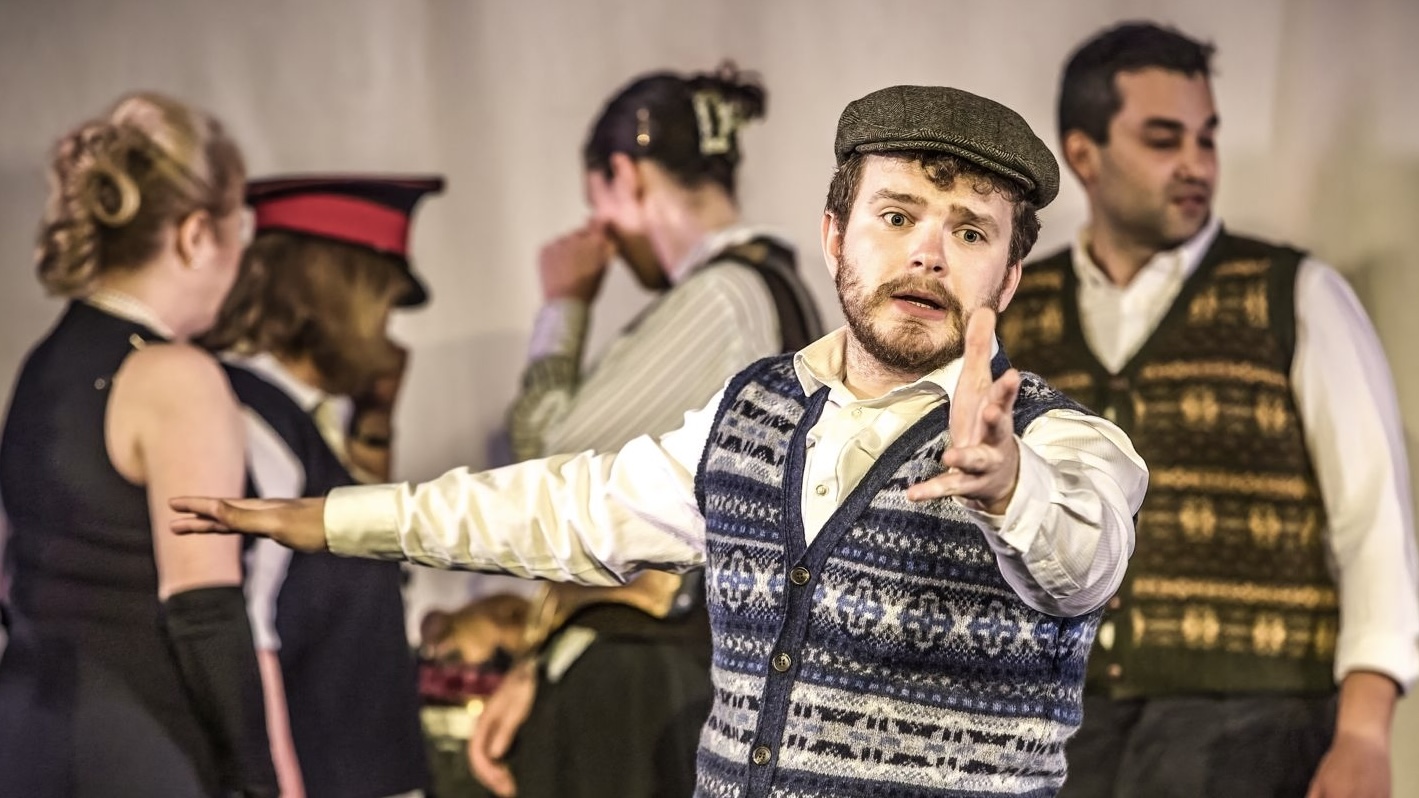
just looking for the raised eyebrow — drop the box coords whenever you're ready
[871,189,928,206]
[950,204,1000,234]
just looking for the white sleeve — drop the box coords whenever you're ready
[1291,259,1419,690]
[961,408,1147,617]
[325,390,723,581]
[241,409,305,651]
[243,539,293,651]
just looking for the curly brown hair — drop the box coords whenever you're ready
[36,92,244,297]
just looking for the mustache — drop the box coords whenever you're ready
[1167,178,1213,200]
[872,275,961,313]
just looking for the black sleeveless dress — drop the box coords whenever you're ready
[226,366,429,798]
[0,302,226,796]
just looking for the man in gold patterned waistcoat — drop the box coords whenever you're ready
[1000,21,1419,798]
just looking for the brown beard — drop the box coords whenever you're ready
[835,254,1006,374]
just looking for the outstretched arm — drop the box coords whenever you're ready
[173,390,723,582]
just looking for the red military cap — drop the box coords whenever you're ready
[245,174,445,307]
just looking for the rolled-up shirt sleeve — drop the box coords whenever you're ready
[1292,260,1419,691]
[962,408,1147,618]
[326,391,723,582]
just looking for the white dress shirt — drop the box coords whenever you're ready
[326,328,1148,619]
[1073,217,1419,690]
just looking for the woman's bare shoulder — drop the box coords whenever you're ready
[118,342,236,408]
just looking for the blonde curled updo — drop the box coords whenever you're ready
[36,92,245,297]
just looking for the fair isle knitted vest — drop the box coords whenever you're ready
[692,354,1100,798]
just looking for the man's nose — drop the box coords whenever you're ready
[908,224,948,273]
[1177,138,1216,184]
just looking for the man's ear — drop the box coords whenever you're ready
[1062,129,1100,187]
[995,260,1023,313]
[821,211,844,281]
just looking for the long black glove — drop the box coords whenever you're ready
[163,585,278,798]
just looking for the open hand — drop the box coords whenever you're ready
[905,308,1021,514]
[169,496,328,553]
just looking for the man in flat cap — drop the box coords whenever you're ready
[173,87,1147,796]
[1000,22,1418,797]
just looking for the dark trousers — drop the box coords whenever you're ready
[1060,694,1336,798]
[507,605,712,798]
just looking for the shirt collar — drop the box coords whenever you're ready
[228,352,330,413]
[669,224,791,285]
[792,326,997,406]
[1072,214,1222,288]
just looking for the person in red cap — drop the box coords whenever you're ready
[201,175,443,798]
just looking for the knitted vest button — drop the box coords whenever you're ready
[789,567,810,585]
[752,745,772,765]
[772,652,792,672]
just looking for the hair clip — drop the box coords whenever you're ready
[692,91,737,156]
[636,108,651,148]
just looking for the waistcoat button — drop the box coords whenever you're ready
[752,745,772,765]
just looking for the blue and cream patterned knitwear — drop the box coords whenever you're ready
[692,354,1100,798]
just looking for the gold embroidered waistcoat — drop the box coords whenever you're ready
[1001,230,1336,697]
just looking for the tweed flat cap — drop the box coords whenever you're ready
[834,85,1059,207]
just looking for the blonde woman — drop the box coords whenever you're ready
[0,93,276,797]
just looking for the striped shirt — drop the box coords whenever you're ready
[509,225,788,460]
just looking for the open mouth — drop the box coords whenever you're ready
[892,291,946,311]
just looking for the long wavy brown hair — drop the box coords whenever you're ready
[203,231,409,396]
